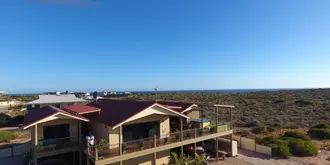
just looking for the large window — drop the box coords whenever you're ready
[123,121,160,141]
[44,124,70,139]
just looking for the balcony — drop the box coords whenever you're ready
[35,137,80,158]
[85,123,232,165]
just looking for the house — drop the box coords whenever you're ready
[24,99,234,165]
[0,91,8,96]
[26,94,88,111]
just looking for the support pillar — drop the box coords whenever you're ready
[180,118,183,156]
[86,140,90,165]
[33,124,38,165]
[230,107,233,156]
[200,109,203,128]
[215,107,219,162]
[194,128,197,157]
[153,135,157,165]
[215,137,219,162]
[215,107,218,133]
[230,107,233,130]
[119,125,123,165]
[73,152,76,165]
[78,121,82,165]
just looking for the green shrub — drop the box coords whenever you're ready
[96,139,108,151]
[283,131,311,141]
[295,99,315,107]
[273,122,281,128]
[21,150,32,165]
[283,122,299,129]
[268,143,291,158]
[252,126,266,134]
[210,126,217,133]
[267,126,275,132]
[138,139,144,148]
[245,119,262,127]
[0,130,17,142]
[311,123,330,129]
[308,128,330,139]
[259,135,318,158]
[0,113,10,127]
[288,140,318,156]
[258,136,282,145]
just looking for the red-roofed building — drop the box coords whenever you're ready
[25,99,234,165]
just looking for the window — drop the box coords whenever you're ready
[43,124,70,139]
[55,104,61,108]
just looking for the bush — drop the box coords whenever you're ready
[308,128,330,139]
[258,135,318,158]
[288,140,318,156]
[295,99,315,107]
[274,122,282,128]
[311,123,330,129]
[0,113,10,127]
[245,119,262,127]
[0,130,17,142]
[96,139,108,151]
[21,151,32,165]
[267,126,275,132]
[138,139,144,148]
[268,143,291,158]
[252,126,266,134]
[283,131,311,141]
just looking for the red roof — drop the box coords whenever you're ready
[23,100,195,130]
[87,99,154,127]
[24,106,89,129]
[86,99,195,127]
[63,104,101,115]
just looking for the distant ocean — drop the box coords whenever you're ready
[8,88,314,96]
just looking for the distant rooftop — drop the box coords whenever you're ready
[27,94,87,105]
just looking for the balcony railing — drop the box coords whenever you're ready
[35,137,79,153]
[86,122,231,161]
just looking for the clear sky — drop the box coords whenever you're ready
[1,0,330,93]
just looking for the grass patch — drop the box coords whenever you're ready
[0,130,17,143]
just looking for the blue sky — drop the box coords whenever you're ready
[1,0,330,93]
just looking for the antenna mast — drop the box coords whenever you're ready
[154,87,158,102]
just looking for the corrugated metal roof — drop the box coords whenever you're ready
[27,94,87,105]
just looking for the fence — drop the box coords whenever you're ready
[233,135,272,156]
[0,142,31,158]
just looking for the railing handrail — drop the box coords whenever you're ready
[39,136,74,142]
[88,122,232,160]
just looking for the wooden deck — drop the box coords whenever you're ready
[92,130,233,165]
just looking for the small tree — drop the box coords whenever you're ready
[138,139,144,149]
[198,129,204,136]
[21,150,32,165]
[96,139,108,155]
[193,152,205,165]
[122,143,127,153]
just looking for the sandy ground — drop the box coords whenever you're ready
[209,149,330,165]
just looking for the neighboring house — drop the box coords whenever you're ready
[0,91,8,96]
[24,99,234,165]
[26,94,88,111]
